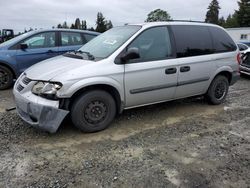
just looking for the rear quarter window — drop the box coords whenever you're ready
[209,27,237,53]
[171,25,214,58]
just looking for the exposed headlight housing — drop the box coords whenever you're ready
[32,81,62,99]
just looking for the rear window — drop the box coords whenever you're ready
[209,27,237,53]
[171,25,214,58]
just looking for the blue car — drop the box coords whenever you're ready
[0,29,99,89]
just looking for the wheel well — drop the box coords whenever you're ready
[216,71,232,84]
[0,62,16,79]
[65,84,122,114]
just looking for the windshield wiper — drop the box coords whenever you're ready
[63,52,83,60]
[75,50,95,60]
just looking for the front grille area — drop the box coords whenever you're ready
[17,84,24,92]
[22,77,32,85]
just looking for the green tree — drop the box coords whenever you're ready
[236,0,250,27]
[145,9,172,22]
[81,20,87,30]
[70,24,75,29]
[205,0,221,24]
[62,21,69,29]
[224,13,239,28]
[75,18,81,29]
[218,16,226,27]
[88,27,95,31]
[106,20,113,30]
[57,24,62,28]
[96,12,107,33]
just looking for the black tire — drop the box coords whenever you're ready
[71,90,116,133]
[206,75,229,105]
[0,65,13,90]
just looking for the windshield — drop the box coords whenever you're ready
[79,25,141,59]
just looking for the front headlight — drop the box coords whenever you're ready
[32,81,62,97]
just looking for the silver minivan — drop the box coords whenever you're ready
[13,22,240,133]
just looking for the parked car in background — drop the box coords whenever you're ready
[0,29,14,43]
[240,41,250,47]
[237,43,249,53]
[240,49,250,76]
[13,22,240,133]
[0,29,99,89]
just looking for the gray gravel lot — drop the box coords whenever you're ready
[0,77,250,188]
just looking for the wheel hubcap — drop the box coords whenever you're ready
[84,101,107,124]
[0,70,9,87]
[215,82,226,100]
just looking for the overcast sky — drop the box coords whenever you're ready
[0,0,238,33]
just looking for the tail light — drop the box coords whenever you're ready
[237,53,241,65]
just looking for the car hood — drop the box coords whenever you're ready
[25,55,94,81]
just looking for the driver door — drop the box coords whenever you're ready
[124,26,178,108]
[15,31,59,72]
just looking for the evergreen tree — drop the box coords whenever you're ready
[106,20,113,30]
[57,24,62,28]
[205,0,221,24]
[70,24,75,29]
[75,18,81,29]
[218,16,226,27]
[62,21,69,29]
[145,9,172,22]
[81,20,87,30]
[96,12,107,33]
[224,13,239,28]
[236,0,250,27]
[89,27,95,31]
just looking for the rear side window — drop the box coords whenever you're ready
[171,25,214,58]
[84,34,96,42]
[61,32,83,46]
[209,27,237,53]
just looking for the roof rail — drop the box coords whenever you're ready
[168,20,206,23]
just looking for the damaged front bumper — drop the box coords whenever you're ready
[13,84,69,133]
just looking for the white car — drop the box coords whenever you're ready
[237,43,249,53]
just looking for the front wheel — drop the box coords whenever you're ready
[71,90,116,133]
[0,65,13,90]
[206,75,229,105]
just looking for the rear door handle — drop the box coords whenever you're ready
[165,67,177,74]
[180,66,190,72]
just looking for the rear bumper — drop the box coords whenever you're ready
[13,89,69,133]
[230,71,240,85]
[240,65,250,76]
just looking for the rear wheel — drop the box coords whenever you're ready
[206,75,229,105]
[0,65,13,90]
[71,90,116,132]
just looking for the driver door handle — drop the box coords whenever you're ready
[165,67,177,74]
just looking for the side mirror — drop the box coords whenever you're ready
[121,47,140,62]
[20,43,28,50]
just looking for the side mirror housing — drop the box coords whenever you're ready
[20,43,28,50]
[121,47,140,63]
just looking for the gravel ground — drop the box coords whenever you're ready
[0,77,250,188]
